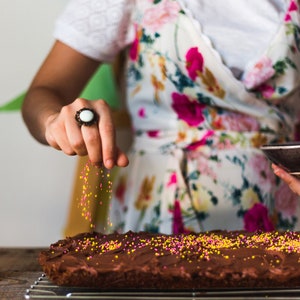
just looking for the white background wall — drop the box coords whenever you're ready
[0,0,77,247]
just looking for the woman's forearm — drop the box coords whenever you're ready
[22,86,71,145]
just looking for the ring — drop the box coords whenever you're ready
[75,108,98,126]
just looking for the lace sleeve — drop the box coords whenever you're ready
[53,0,135,62]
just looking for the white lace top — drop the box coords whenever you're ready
[54,0,286,76]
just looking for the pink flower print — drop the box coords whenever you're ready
[138,107,146,118]
[186,150,218,181]
[186,47,204,80]
[289,0,298,12]
[147,130,159,138]
[248,155,275,191]
[167,172,177,187]
[285,14,292,22]
[216,139,235,150]
[243,56,275,89]
[257,84,275,99]
[275,183,298,218]
[172,200,190,234]
[129,24,139,61]
[214,112,260,132]
[186,130,214,151]
[243,203,275,232]
[171,92,205,126]
[142,0,181,33]
[285,0,298,22]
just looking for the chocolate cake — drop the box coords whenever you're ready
[39,230,300,289]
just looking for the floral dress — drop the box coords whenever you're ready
[108,0,300,234]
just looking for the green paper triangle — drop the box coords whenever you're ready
[0,91,25,112]
[80,64,120,108]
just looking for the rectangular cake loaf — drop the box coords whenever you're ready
[39,230,300,289]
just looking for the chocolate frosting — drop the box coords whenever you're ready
[39,230,300,289]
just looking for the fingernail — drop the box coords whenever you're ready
[105,159,114,169]
[271,163,277,170]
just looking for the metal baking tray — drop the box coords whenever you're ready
[24,274,300,299]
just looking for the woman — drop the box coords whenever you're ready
[22,0,300,233]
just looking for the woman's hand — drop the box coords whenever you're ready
[272,163,300,195]
[45,97,129,169]
[22,41,129,169]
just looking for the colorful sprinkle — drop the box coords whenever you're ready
[78,161,113,230]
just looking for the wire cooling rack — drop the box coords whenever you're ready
[24,274,300,299]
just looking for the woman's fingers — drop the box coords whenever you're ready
[95,100,117,168]
[44,98,129,168]
[116,147,129,167]
[45,112,78,155]
[81,124,103,165]
[272,163,300,195]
